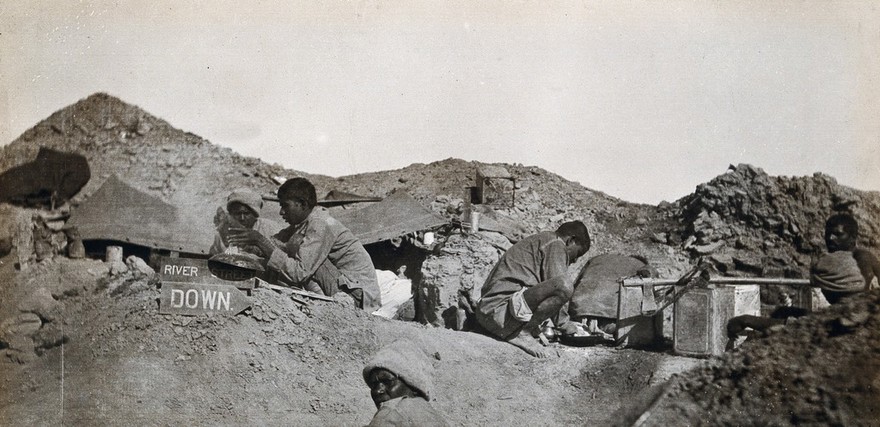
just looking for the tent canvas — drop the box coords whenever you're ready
[330,191,447,246]
[67,175,213,254]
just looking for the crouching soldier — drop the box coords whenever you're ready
[476,221,591,357]
[362,340,449,427]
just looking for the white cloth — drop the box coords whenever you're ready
[372,270,413,319]
[507,288,533,322]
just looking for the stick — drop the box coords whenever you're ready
[287,287,335,302]
[290,295,311,305]
[256,279,336,301]
[639,264,710,316]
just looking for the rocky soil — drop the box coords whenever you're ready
[1,93,879,425]
[611,290,880,426]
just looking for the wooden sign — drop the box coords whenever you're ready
[159,281,252,316]
[156,256,255,290]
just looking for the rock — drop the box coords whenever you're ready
[733,256,763,275]
[32,322,65,353]
[65,227,85,259]
[17,287,60,322]
[67,238,85,258]
[692,240,725,255]
[417,234,500,327]
[1,335,38,363]
[651,233,668,244]
[394,299,416,321]
[1,313,43,337]
[109,261,128,276]
[135,118,152,135]
[708,253,735,273]
[479,231,512,252]
[333,292,356,309]
[760,265,785,277]
[126,255,155,277]
[447,198,464,214]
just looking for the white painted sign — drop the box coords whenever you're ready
[159,281,251,316]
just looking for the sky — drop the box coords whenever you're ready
[1,1,878,204]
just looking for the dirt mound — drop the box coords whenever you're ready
[670,164,880,277]
[615,290,880,426]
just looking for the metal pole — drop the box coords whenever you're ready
[622,277,811,287]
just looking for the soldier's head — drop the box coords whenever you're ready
[556,220,591,264]
[277,178,317,226]
[825,213,859,252]
[362,340,433,408]
[226,189,262,229]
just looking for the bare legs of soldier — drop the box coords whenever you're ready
[506,276,572,358]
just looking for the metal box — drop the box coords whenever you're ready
[673,285,760,357]
[674,286,734,356]
[616,284,665,347]
[474,166,515,207]
[793,286,829,312]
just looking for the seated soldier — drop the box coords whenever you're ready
[210,188,283,256]
[228,178,381,311]
[728,212,880,337]
[475,221,591,358]
[362,340,449,427]
[812,213,880,303]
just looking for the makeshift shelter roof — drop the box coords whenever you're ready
[331,191,448,246]
[67,175,212,254]
[0,147,90,208]
[318,190,382,207]
[262,189,382,207]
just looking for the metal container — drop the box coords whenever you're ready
[616,283,665,347]
[794,286,829,312]
[673,285,760,357]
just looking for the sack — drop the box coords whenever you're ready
[568,254,652,320]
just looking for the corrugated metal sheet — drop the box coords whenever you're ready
[331,191,447,245]
[67,175,212,254]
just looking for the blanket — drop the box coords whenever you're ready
[811,251,865,293]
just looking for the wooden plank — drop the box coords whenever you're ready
[155,256,255,290]
[159,281,251,316]
[257,279,335,302]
